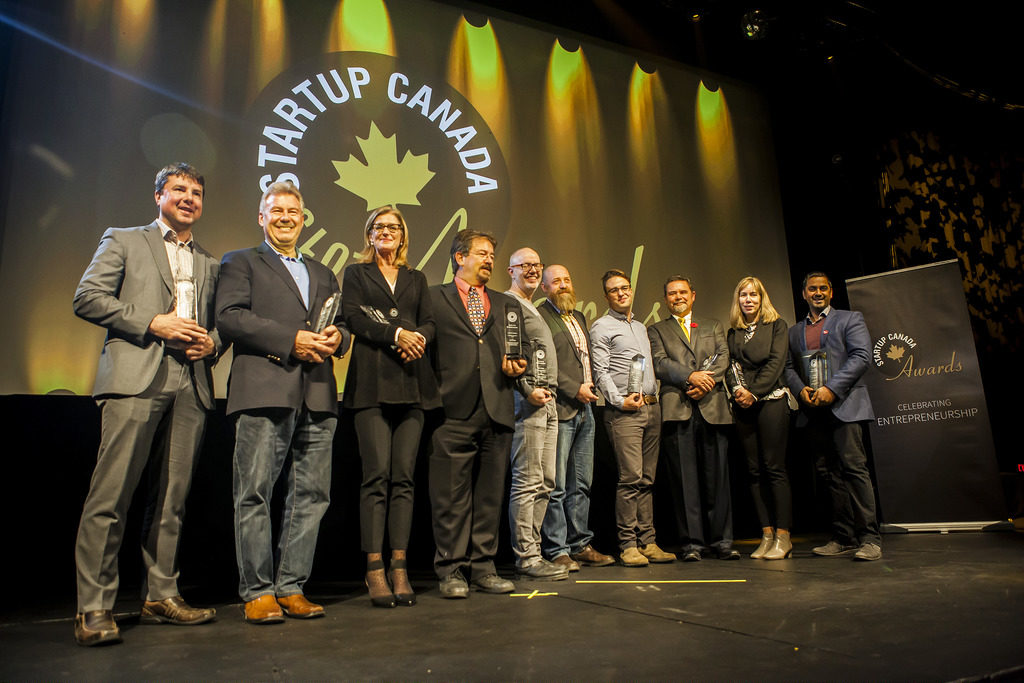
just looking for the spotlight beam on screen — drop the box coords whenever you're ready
[448,17,509,148]
[696,80,738,195]
[326,0,396,54]
[544,41,603,199]
[0,12,227,119]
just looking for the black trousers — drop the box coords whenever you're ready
[735,397,792,530]
[804,411,881,545]
[354,405,425,554]
[662,410,733,552]
[428,398,512,580]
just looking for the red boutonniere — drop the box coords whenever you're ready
[690,322,698,328]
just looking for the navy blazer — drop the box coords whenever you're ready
[216,242,351,416]
[783,308,874,423]
[341,262,440,410]
[428,282,519,429]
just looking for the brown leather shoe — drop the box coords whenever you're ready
[551,554,580,572]
[141,596,216,625]
[74,610,122,647]
[243,594,285,624]
[570,544,615,567]
[277,594,325,619]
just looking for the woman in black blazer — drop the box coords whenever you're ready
[726,277,795,560]
[343,206,440,607]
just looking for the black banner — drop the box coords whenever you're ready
[847,260,1005,526]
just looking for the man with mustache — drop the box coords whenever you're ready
[784,272,881,561]
[536,265,615,570]
[428,230,527,598]
[590,269,676,567]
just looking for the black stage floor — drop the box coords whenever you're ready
[1,532,1022,682]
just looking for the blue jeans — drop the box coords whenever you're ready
[541,404,596,558]
[232,408,336,602]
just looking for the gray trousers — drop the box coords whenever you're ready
[75,354,206,613]
[603,403,662,550]
[508,395,557,568]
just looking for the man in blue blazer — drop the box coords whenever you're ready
[784,272,881,561]
[73,163,221,646]
[216,182,350,623]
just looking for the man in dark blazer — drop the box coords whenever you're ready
[72,163,220,646]
[648,276,737,561]
[537,265,615,569]
[428,229,526,598]
[216,181,351,623]
[783,271,881,561]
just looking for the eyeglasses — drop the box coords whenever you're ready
[605,285,632,296]
[510,262,544,273]
[372,223,403,234]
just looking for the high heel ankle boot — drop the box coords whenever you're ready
[366,559,396,608]
[388,558,416,607]
[751,531,774,559]
[764,533,793,560]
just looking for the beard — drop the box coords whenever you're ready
[551,289,577,314]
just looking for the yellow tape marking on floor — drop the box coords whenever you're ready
[510,589,559,598]
[574,579,747,584]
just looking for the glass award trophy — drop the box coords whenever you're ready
[728,360,748,390]
[531,339,548,388]
[799,350,830,390]
[504,304,523,359]
[314,292,342,333]
[174,278,197,320]
[626,354,645,395]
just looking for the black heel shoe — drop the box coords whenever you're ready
[366,559,396,608]
[389,558,417,607]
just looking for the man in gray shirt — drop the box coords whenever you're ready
[505,248,568,580]
[590,269,676,567]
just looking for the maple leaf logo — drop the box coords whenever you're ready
[886,344,905,361]
[332,122,435,210]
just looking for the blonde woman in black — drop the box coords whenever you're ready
[343,207,440,606]
[726,277,794,560]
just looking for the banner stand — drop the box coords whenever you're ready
[881,521,1013,534]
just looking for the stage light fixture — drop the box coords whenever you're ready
[741,9,766,40]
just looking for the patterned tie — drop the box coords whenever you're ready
[679,317,690,342]
[467,286,485,335]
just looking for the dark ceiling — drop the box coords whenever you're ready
[459,0,1024,118]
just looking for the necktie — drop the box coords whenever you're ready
[679,317,690,342]
[467,286,485,335]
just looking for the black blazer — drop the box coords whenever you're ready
[216,242,351,416]
[537,299,593,421]
[341,262,440,410]
[726,318,789,399]
[428,282,519,429]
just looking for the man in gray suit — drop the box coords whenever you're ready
[648,276,737,561]
[73,163,221,646]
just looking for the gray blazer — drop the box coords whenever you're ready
[73,222,222,409]
[648,315,732,425]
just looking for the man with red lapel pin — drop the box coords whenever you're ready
[648,276,737,562]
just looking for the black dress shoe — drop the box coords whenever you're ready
[715,547,741,560]
[74,610,122,647]
[682,549,702,562]
[439,572,469,599]
[471,574,515,594]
